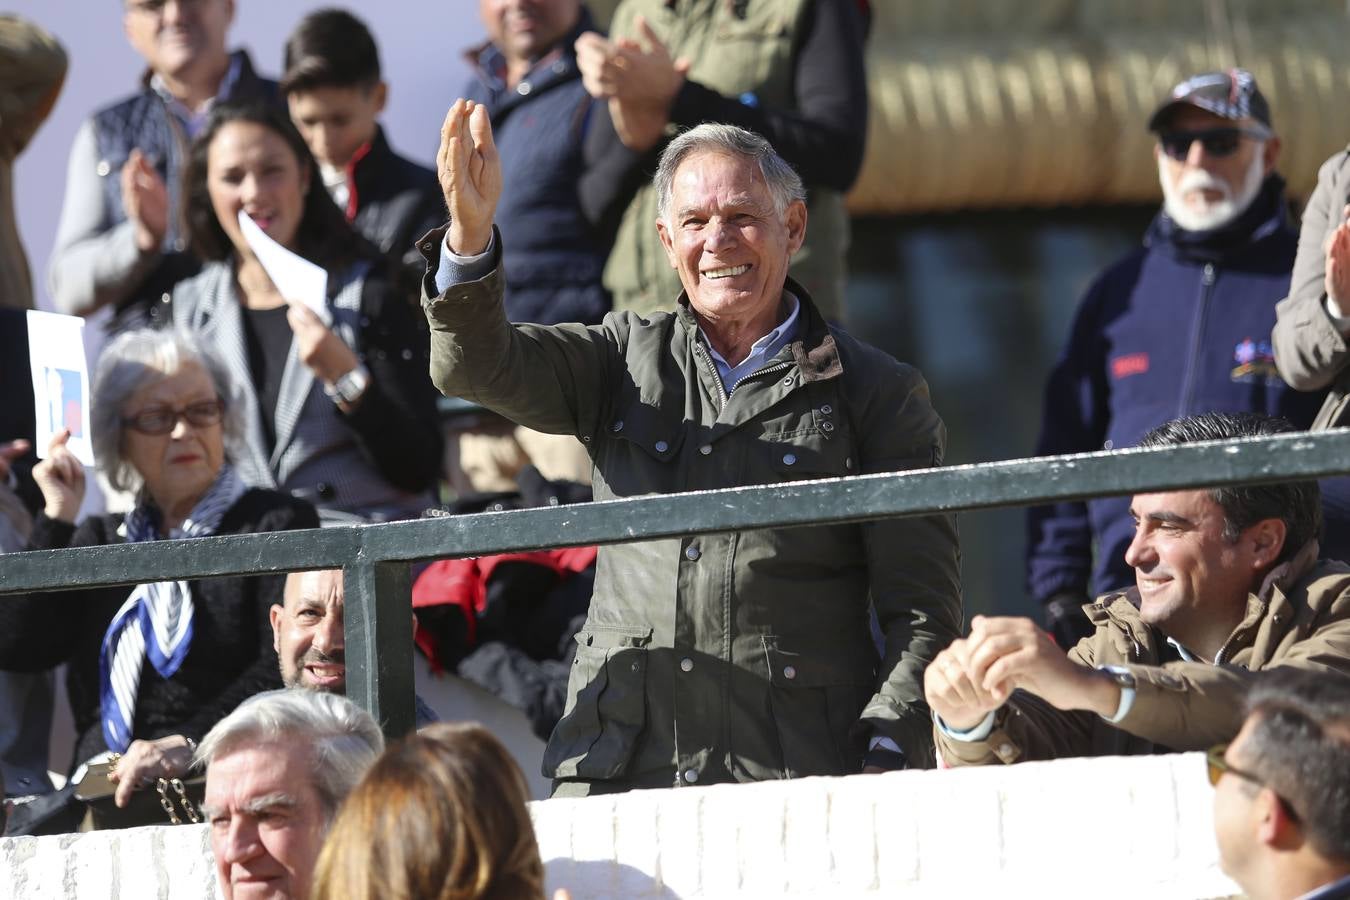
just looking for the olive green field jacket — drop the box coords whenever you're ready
[422,230,962,791]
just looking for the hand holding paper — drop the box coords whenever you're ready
[32,430,85,524]
[287,302,360,386]
[236,209,330,324]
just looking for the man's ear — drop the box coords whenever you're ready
[1256,786,1304,850]
[1262,135,1282,176]
[1247,518,1288,570]
[269,604,283,654]
[372,81,388,116]
[655,217,678,270]
[785,199,807,256]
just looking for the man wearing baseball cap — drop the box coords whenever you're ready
[1027,68,1350,647]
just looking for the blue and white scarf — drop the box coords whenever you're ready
[98,465,248,753]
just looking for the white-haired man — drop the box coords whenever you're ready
[198,689,382,900]
[421,101,961,795]
[1027,68,1349,648]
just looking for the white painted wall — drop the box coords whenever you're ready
[7,0,482,313]
[0,753,1244,899]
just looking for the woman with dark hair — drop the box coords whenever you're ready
[172,100,441,522]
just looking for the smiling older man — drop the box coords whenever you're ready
[421,100,961,796]
[929,412,1350,767]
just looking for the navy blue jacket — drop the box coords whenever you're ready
[460,9,609,326]
[1027,176,1350,604]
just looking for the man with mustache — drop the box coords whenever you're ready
[1027,69,1350,648]
[272,569,437,725]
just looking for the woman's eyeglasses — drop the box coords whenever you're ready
[122,399,226,435]
[1159,127,1268,161]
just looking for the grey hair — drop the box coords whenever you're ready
[196,689,385,823]
[654,123,806,224]
[91,328,247,493]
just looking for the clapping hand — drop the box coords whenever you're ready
[575,17,690,152]
[121,149,169,253]
[436,99,501,256]
[1324,204,1350,318]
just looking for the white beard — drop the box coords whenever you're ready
[1158,148,1267,232]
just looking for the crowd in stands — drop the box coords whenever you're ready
[6,1,1350,897]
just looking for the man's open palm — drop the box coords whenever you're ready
[437,99,501,256]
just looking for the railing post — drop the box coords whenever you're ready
[343,560,415,739]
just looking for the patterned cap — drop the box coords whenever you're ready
[1148,68,1272,135]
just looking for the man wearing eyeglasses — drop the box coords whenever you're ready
[48,0,278,334]
[1210,669,1350,900]
[1028,69,1346,649]
[929,411,1350,767]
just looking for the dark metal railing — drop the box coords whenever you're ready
[4,429,1349,737]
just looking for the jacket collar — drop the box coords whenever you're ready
[674,276,843,385]
[1144,172,1290,265]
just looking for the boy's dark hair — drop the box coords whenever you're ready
[281,8,381,96]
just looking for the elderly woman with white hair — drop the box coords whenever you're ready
[0,327,318,814]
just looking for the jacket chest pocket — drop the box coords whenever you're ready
[592,402,685,498]
[544,625,653,780]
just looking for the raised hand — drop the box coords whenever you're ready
[436,99,501,256]
[1325,205,1350,318]
[576,19,690,152]
[121,149,169,253]
[31,429,84,524]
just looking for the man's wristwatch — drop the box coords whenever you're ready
[325,364,370,407]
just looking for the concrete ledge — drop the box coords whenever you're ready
[0,753,1240,899]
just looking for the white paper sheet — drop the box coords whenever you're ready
[236,209,330,324]
[27,310,95,467]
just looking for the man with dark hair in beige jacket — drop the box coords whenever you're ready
[929,411,1350,767]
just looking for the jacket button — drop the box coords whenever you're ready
[845,457,853,469]
[699,444,712,455]
[611,420,624,432]
[1103,440,1114,450]
[683,768,699,784]
[783,665,797,680]
[820,404,833,414]
[654,440,669,453]
[998,742,1014,757]
[782,376,793,386]
[517,81,532,95]
[680,657,694,672]
[685,545,701,561]
[821,421,834,432]
[782,453,797,466]
[96,159,111,177]
[161,292,171,304]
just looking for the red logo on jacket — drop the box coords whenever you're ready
[1110,353,1150,380]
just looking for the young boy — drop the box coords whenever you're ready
[281,9,442,299]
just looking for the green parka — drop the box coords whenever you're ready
[422,231,962,793]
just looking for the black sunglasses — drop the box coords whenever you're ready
[1158,127,1268,161]
[122,398,226,435]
